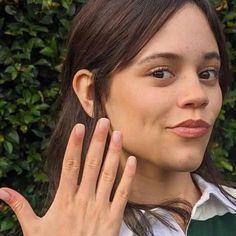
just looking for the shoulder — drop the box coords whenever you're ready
[192,174,236,216]
[222,185,236,198]
[189,174,236,235]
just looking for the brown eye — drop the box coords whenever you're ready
[150,68,174,80]
[199,70,219,80]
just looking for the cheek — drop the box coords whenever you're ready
[105,91,159,152]
[211,87,223,118]
[106,86,172,129]
[105,88,173,158]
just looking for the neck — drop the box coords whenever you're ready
[116,154,202,233]
[117,155,202,206]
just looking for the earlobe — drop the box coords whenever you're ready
[72,69,94,117]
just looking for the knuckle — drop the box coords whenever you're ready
[87,158,100,169]
[77,197,89,212]
[93,207,101,220]
[10,199,25,213]
[106,217,117,227]
[117,189,129,201]
[108,146,118,154]
[63,159,80,171]
[102,170,115,183]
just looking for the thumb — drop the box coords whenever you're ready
[0,188,39,229]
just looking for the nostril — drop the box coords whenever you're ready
[178,97,209,108]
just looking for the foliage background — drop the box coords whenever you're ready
[0,0,235,235]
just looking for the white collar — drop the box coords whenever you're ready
[190,174,236,220]
[119,174,236,236]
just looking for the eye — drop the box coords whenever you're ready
[149,67,174,80]
[199,69,219,80]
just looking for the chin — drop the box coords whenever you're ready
[162,147,205,172]
[174,154,204,172]
[175,163,201,173]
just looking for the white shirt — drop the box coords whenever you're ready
[119,174,236,236]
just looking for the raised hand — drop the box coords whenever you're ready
[0,118,137,236]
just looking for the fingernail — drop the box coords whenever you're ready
[112,131,121,144]
[75,124,85,137]
[0,190,10,202]
[98,118,110,130]
[127,156,137,167]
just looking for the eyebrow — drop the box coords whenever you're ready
[138,51,221,65]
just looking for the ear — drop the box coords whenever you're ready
[72,69,94,117]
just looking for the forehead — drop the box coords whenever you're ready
[135,4,219,62]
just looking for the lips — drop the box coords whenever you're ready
[167,119,211,138]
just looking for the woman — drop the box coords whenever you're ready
[0,0,236,235]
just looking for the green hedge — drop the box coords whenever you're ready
[0,1,84,234]
[212,0,236,180]
[0,0,235,235]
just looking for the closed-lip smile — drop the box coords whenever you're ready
[167,119,211,138]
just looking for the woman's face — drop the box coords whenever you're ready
[105,4,222,173]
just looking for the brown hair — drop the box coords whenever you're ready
[46,0,233,235]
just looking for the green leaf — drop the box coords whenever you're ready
[0,219,14,231]
[220,160,234,172]
[0,135,4,143]
[35,103,50,110]
[5,22,27,36]
[3,141,13,154]
[35,58,51,66]
[0,158,9,169]
[39,15,53,25]
[62,0,72,9]
[5,65,18,80]
[224,11,236,21]
[33,172,48,182]
[7,115,21,126]
[0,18,4,31]
[22,89,32,104]
[31,94,41,104]
[19,160,30,170]
[20,125,28,133]
[0,46,11,64]
[5,5,17,15]
[40,47,54,57]
[32,129,45,138]
[6,130,19,144]
[23,114,34,124]
[0,101,7,109]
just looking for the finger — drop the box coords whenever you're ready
[0,188,38,231]
[111,156,136,220]
[96,131,122,204]
[78,118,110,197]
[58,123,85,196]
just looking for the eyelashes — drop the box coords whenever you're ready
[149,67,174,80]
[148,67,174,80]
[148,67,220,82]
[198,69,219,80]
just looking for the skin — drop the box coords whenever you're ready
[105,4,222,207]
[0,3,222,235]
[0,119,136,236]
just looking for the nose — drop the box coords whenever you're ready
[177,76,209,109]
